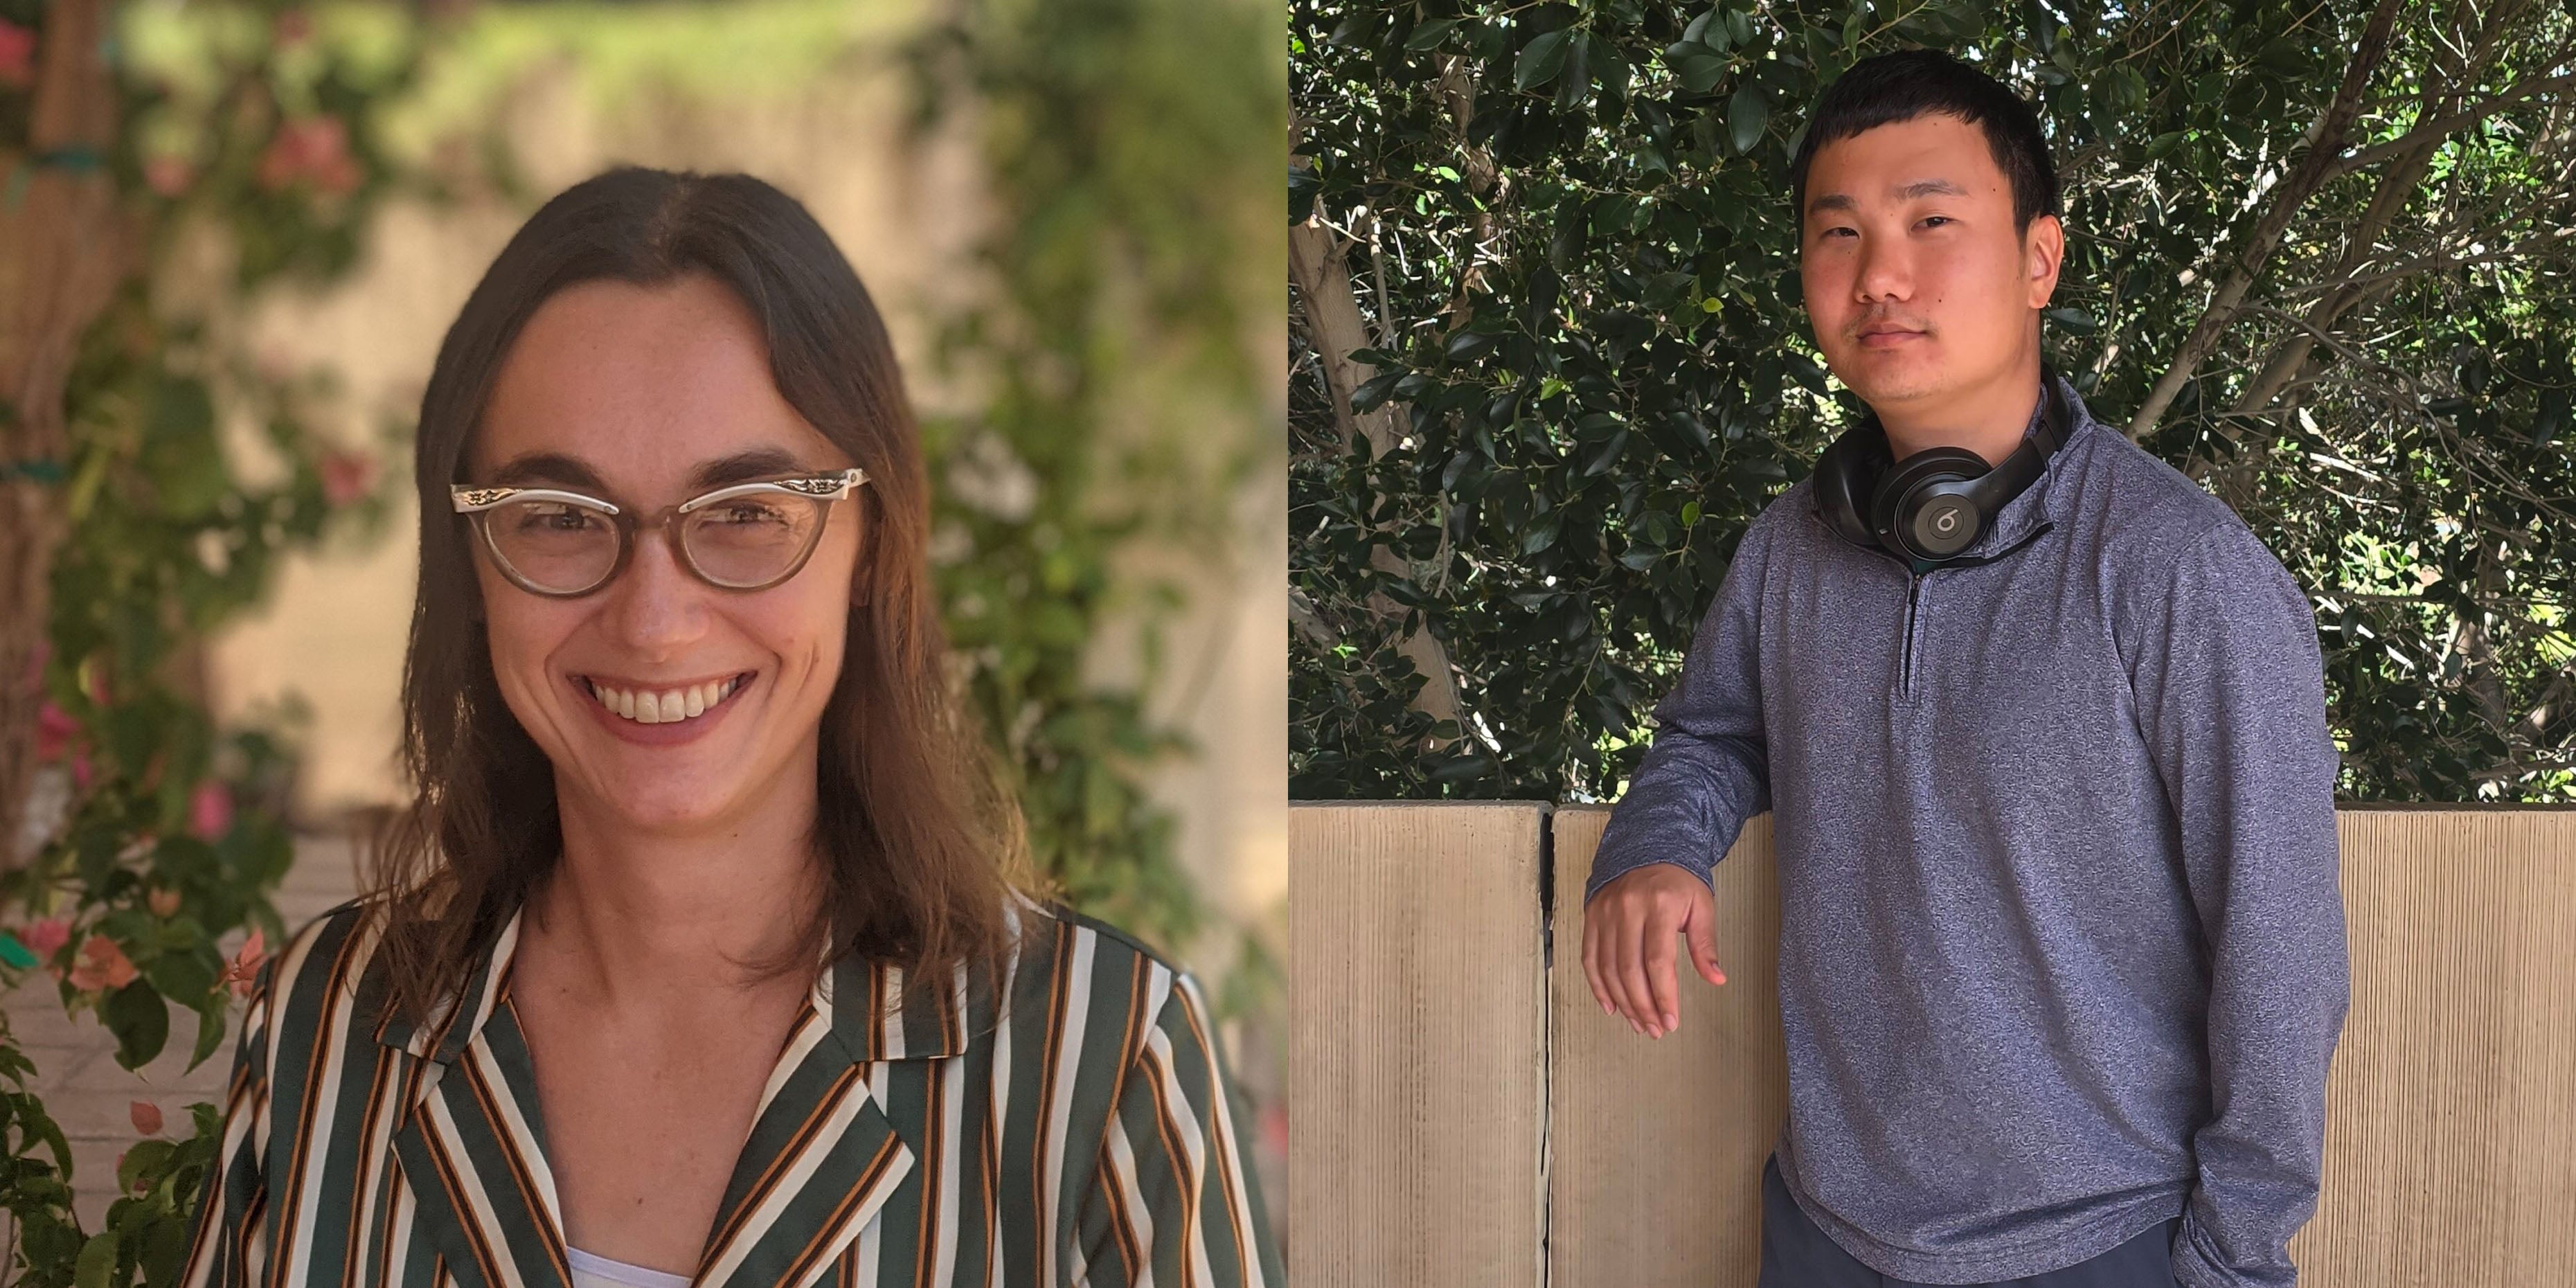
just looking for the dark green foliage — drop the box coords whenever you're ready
[1292,0,2576,804]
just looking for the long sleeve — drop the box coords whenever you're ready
[2126,521,2351,1288]
[1069,971,1282,1288]
[177,955,280,1288]
[1587,510,1776,902]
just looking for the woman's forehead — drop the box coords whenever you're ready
[470,279,839,485]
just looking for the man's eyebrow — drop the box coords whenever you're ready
[1807,177,1971,219]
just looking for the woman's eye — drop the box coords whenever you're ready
[515,504,598,532]
[713,502,791,526]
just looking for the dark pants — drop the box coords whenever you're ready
[1757,1154,2183,1288]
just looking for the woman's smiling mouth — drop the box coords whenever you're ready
[572,671,757,742]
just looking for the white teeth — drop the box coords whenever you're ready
[587,674,745,725]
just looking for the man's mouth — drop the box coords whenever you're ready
[578,672,755,725]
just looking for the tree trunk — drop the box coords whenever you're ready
[1288,217,1463,735]
[0,0,131,867]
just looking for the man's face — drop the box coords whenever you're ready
[1798,111,2061,411]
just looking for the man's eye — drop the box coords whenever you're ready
[1921,216,1953,229]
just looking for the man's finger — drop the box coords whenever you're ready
[1685,903,1728,988]
[1612,900,1649,1035]
[1580,910,1614,1017]
[1643,904,1682,1037]
[1622,904,1669,1037]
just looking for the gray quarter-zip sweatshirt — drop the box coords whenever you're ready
[1586,371,2350,1287]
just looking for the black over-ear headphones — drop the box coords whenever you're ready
[1813,364,2076,566]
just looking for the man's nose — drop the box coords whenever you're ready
[1853,235,1913,303]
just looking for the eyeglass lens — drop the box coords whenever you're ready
[481,494,825,593]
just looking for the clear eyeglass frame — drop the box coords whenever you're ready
[449,467,869,598]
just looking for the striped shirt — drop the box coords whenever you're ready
[178,894,1281,1288]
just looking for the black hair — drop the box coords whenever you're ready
[1789,48,2060,235]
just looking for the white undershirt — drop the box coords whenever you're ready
[566,1247,693,1288]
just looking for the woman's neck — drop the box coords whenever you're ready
[530,770,827,1008]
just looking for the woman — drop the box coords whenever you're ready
[179,168,1279,1288]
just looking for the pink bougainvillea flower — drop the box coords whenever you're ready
[130,1100,163,1135]
[68,935,139,992]
[319,449,377,506]
[21,918,71,957]
[34,701,77,760]
[1260,1101,1288,1159]
[143,154,194,198]
[274,9,311,48]
[221,929,267,998]
[257,116,356,194]
[188,780,234,841]
[147,887,183,919]
[0,20,35,89]
[69,749,93,791]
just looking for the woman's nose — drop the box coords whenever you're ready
[599,524,712,648]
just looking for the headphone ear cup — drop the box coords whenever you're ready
[1814,427,1886,551]
[1877,447,1992,560]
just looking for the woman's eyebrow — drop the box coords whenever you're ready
[490,452,605,490]
[690,447,811,489]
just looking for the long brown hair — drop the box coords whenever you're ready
[364,166,1029,1028]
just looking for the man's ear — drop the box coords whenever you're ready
[2025,212,2066,308]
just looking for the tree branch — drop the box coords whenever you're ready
[2127,0,2410,442]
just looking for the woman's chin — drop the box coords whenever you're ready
[569,770,755,837]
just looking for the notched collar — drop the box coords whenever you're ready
[374,901,986,1068]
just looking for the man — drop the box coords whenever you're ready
[1580,49,2349,1288]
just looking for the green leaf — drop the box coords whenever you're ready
[1674,51,1726,94]
[76,1231,117,1288]
[1351,370,1405,414]
[1521,512,1562,554]
[2144,129,2187,161]
[1404,18,1462,51]
[2043,307,2100,334]
[0,931,36,969]
[1582,427,1630,476]
[145,1215,193,1288]
[105,981,172,1071]
[188,993,230,1071]
[1516,29,1573,91]
[1728,82,1770,154]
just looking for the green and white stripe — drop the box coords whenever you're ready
[179,896,1280,1288]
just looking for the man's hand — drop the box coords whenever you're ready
[1581,864,1728,1038]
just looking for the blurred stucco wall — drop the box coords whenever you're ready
[197,11,1287,958]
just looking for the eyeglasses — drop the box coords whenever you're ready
[450,468,868,598]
